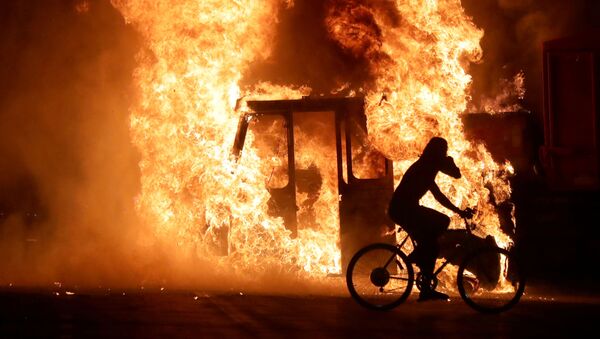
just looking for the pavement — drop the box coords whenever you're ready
[1,278,599,338]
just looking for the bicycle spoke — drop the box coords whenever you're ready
[346,243,414,310]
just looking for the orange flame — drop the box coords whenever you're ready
[112,0,516,281]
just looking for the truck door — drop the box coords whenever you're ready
[338,101,396,273]
[233,111,298,236]
[541,37,600,190]
[234,98,395,272]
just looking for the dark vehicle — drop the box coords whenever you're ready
[540,31,600,191]
[232,97,395,271]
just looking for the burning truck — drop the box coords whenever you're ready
[231,96,395,271]
[230,96,507,284]
[112,0,518,279]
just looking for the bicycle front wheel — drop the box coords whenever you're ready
[457,246,526,313]
[346,243,414,311]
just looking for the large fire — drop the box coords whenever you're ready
[111,0,516,281]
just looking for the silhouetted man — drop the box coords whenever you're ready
[388,137,472,301]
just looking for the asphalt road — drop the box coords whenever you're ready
[1,281,598,338]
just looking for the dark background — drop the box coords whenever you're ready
[1,0,599,288]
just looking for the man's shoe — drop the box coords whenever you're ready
[417,289,450,302]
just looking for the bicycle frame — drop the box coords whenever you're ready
[346,216,525,313]
[395,217,503,281]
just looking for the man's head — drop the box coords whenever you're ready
[421,137,448,160]
[421,137,461,178]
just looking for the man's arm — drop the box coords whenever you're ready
[430,183,462,214]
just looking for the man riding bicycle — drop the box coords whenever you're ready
[388,137,473,301]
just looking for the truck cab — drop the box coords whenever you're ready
[232,97,396,271]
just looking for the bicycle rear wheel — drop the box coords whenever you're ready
[346,243,414,311]
[457,246,526,313]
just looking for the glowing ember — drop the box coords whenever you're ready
[75,0,91,14]
[111,0,516,282]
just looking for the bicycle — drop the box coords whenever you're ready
[345,212,526,313]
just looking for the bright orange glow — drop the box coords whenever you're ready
[111,0,518,285]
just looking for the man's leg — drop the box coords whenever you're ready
[416,239,449,301]
[416,208,451,301]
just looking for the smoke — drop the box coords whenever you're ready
[241,0,384,95]
[463,0,594,115]
[0,0,344,295]
[241,0,598,115]
[0,0,147,287]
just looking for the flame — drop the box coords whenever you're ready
[112,0,517,287]
[327,0,514,246]
[473,71,527,113]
